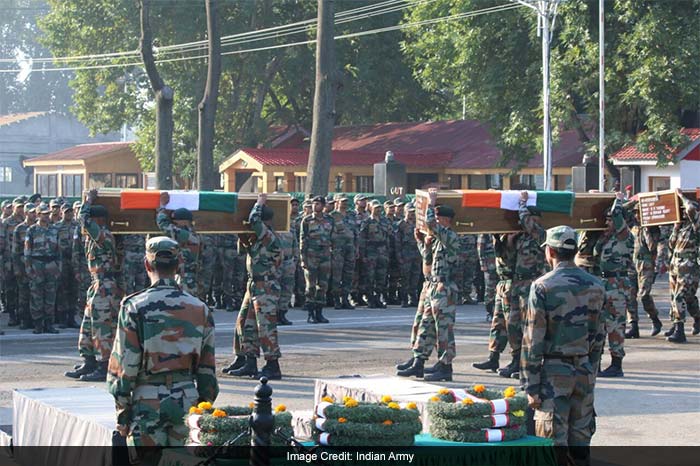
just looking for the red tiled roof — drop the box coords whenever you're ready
[241,147,453,168]
[610,128,700,161]
[25,141,134,163]
[0,112,46,127]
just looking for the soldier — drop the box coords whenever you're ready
[212,233,239,312]
[398,190,460,382]
[396,203,421,307]
[350,194,369,307]
[24,203,60,334]
[594,192,631,377]
[276,198,298,325]
[324,196,337,307]
[575,230,602,276]
[224,194,283,380]
[2,198,25,327]
[120,234,147,296]
[384,200,400,305]
[198,234,217,306]
[359,200,389,309]
[156,196,201,297]
[457,234,478,304]
[656,224,671,275]
[293,199,308,308]
[107,236,218,452]
[300,195,333,323]
[53,203,79,328]
[329,194,357,310]
[665,189,700,343]
[477,233,498,321]
[12,202,36,330]
[521,225,606,463]
[49,198,63,224]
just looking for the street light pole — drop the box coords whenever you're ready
[598,0,605,191]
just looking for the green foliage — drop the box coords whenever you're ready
[429,423,526,443]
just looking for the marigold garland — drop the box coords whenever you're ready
[211,409,227,418]
[188,408,293,450]
[189,406,203,415]
[427,394,528,419]
[274,404,286,413]
[197,401,213,410]
[313,419,421,440]
[344,398,359,408]
[382,420,393,425]
[473,385,486,394]
[381,395,393,403]
[461,398,474,405]
[429,412,526,431]
[322,396,335,403]
[338,417,347,423]
[317,402,421,424]
[503,386,518,398]
[429,423,526,443]
[406,402,418,410]
[438,388,451,395]
[387,402,400,410]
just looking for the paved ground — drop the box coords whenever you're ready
[1,277,699,447]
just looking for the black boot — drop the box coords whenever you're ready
[664,322,677,337]
[375,293,386,309]
[315,305,330,324]
[396,358,424,378]
[667,322,687,343]
[472,351,499,372]
[222,355,246,374]
[334,295,343,310]
[278,309,293,326]
[294,294,305,308]
[228,355,258,377]
[395,357,414,371]
[598,356,624,377]
[400,293,410,308]
[498,352,520,379]
[624,321,640,339]
[19,320,33,330]
[424,361,441,374]
[79,360,108,382]
[424,362,453,382]
[32,320,44,334]
[650,316,663,336]
[341,295,355,310]
[259,359,282,380]
[693,319,700,336]
[43,319,59,334]
[65,356,97,379]
[306,303,319,324]
[485,302,494,322]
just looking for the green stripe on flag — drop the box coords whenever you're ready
[536,191,574,215]
[199,192,238,213]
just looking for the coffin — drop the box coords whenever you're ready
[414,190,615,234]
[93,189,291,234]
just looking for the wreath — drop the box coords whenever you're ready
[313,432,417,447]
[427,395,527,419]
[316,400,420,424]
[429,411,525,431]
[429,424,527,443]
[316,419,422,438]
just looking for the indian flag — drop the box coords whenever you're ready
[120,190,238,213]
[461,190,574,215]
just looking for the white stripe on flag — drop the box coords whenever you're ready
[166,191,199,211]
[499,190,537,210]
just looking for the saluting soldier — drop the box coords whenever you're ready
[396,203,421,307]
[300,195,333,323]
[12,202,36,329]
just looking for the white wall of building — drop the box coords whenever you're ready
[640,164,680,191]
[679,160,700,189]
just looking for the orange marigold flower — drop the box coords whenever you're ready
[473,384,486,394]
[249,402,255,409]
[338,417,347,423]
[189,406,203,415]
[274,404,287,413]
[461,398,474,405]
[503,387,517,398]
[429,396,440,402]
[381,395,393,403]
[344,398,359,408]
[322,396,335,403]
[197,401,213,410]
[387,402,400,410]
[382,420,393,426]
[406,402,418,410]
[438,388,451,395]
[212,409,227,418]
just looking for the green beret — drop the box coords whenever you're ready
[89,205,108,218]
[435,204,455,218]
[172,208,193,221]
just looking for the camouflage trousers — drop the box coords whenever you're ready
[669,265,700,323]
[303,252,331,307]
[83,277,120,361]
[123,251,147,296]
[177,271,198,299]
[483,267,498,308]
[630,262,658,322]
[362,247,388,296]
[413,281,457,364]
[387,252,401,302]
[400,256,422,301]
[331,242,356,296]
[625,271,638,323]
[409,279,432,349]
[234,280,281,360]
[212,247,238,304]
[4,267,18,320]
[127,381,198,447]
[488,279,528,357]
[56,260,77,323]
[534,357,596,447]
[198,249,217,299]
[602,276,627,359]
[278,258,297,312]
[457,254,477,301]
[16,269,30,324]
[28,260,59,325]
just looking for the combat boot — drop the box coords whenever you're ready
[424,361,441,374]
[693,319,700,336]
[228,355,258,378]
[65,356,97,379]
[278,309,293,326]
[375,293,387,309]
[79,360,108,382]
[397,358,424,378]
[664,322,677,337]
[306,303,319,324]
[396,357,414,371]
[19,320,33,330]
[650,316,663,336]
[315,304,330,324]
[43,319,59,334]
[334,295,343,310]
[222,355,246,374]
[423,362,453,382]
[472,351,500,372]
[485,302,494,322]
[294,294,305,308]
[598,356,624,377]
[32,319,44,334]
[498,352,520,379]
[624,321,640,339]
[667,322,687,343]
[341,295,355,310]
[259,359,282,380]
[400,293,410,308]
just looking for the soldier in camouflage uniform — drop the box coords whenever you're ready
[107,236,218,452]
[293,199,307,308]
[12,202,36,330]
[0,200,11,326]
[212,234,240,312]
[359,200,389,309]
[324,197,337,307]
[70,202,95,373]
[2,198,25,327]
[384,200,400,305]
[521,226,605,462]
[329,194,357,310]
[197,234,217,306]
[276,198,298,325]
[575,230,602,276]
[656,224,672,275]
[300,196,333,323]
[55,203,80,328]
[120,235,146,296]
[225,194,283,380]
[457,234,478,305]
[593,193,631,377]
[665,189,700,343]
[156,196,201,297]
[396,204,421,307]
[49,197,63,224]
[24,203,59,334]
[351,194,369,306]
[477,233,497,321]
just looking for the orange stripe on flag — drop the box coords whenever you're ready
[120,190,161,210]
[462,191,501,208]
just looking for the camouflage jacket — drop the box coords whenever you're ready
[669,196,700,267]
[494,234,517,280]
[477,234,496,273]
[425,205,460,283]
[300,213,334,262]
[575,230,602,271]
[521,261,607,397]
[632,226,660,265]
[79,202,118,278]
[24,222,59,267]
[106,277,218,425]
[72,224,89,278]
[516,201,546,280]
[241,203,281,281]
[3,214,24,273]
[121,234,146,254]
[12,220,32,273]
[359,215,389,253]
[330,209,357,250]
[54,219,78,260]
[594,198,632,274]
[396,219,420,262]
[156,207,201,279]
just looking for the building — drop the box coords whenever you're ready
[610,128,700,192]
[219,120,585,193]
[0,112,120,195]
[22,142,144,197]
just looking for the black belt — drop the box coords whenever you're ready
[601,271,622,278]
[29,256,57,262]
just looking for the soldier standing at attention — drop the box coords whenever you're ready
[384,200,400,305]
[24,203,60,334]
[324,197,336,307]
[156,194,201,297]
[121,235,147,296]
[0,200,11,324]
[521,226,606,466]
[12,202,36,330]
[197,234,217,306]
[48,198,62,224]
[329,194,357,310]
[3,199,26,327]
[300,196,333,323]
[55,203,80,328]
[594,192,631,377]
[359,200,389,309]
[457,234,478,305]
[396,204,421,307]
[350,194,369,306]
[477,233,498,321]
[107,236,218,455]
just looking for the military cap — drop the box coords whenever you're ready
[541,225,577,250]
[326,196,336,204]
[89,205,108,218]
[172,208,193,221]
[18,195,28,203]
[28,193,42,203]
[73,201,82,210]
[353,194,367,202]
[146,236,180,264]
[435,204,455,218]
[312,195,326,205]
[12,197,24,206]
[393,197,406,207]
[24,202,36,211]
[290,197,300,204]
[261,205,274,221]
[49,199,61,208]
[302,199,312,208]
[369,199,382,209]
[35,203,50,214]
[383,200,394,207]
[1,200,11,209]
[334,193,349,202]
[61,203,73,212]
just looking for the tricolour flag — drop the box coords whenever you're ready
[461,190,574,215]
[120,190,238,213]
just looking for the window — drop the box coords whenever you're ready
[355,176,373,193]
[649,176,670,192]
[0,166,12,183]
[555,175,572,191]
[295,176,307,192]
[62,174,83,197]
[115,173,139,188]
[275,176,285,192]
[334,175,344,192]
[88,173,113,189]
[37,174,58,197]
[447,175,462,190]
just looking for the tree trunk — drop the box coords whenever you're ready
[140,0,174,190]
[306,0,336,197]
[197,0,222,191]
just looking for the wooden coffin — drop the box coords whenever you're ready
[93,189,291,234]
[414,190,615,234]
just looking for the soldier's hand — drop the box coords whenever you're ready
[616,191,625,201]
[414,228,425,242]
[86,189,98,203]
[427,188,438,206]
[675,188,684,198]
[527,394,541,410]
[520,191,529,202]
[116,424,130,437]
[160,192,170,207]
[257,193,267,205]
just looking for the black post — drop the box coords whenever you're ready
[250,376,273,466]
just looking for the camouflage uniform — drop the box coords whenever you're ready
[54,212,79,326]
[197,234,217,303]
[632,226,660,322]
[477,234,498,316]
[107,237,218,447]
[521,226,606,449]
[276,228,296,315]
[121,235,147,296]
[12,209,34,328]
[409,230,434,351]
[73,223,95,358]
[457,235,478,303]
[656,225,672,274]
[385,210,401,305]
[329,201,357,305]
[396,214,421,306]
[575,231,602,276]
[351,202,370,303]
[212,234,239,310]
[668,196,700,325]
[359,204,390,306]
[156,207,201,297]
[3,208,24,325]
[488,234,517,356]
[24,212,60,330]
[300,211,334,309]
